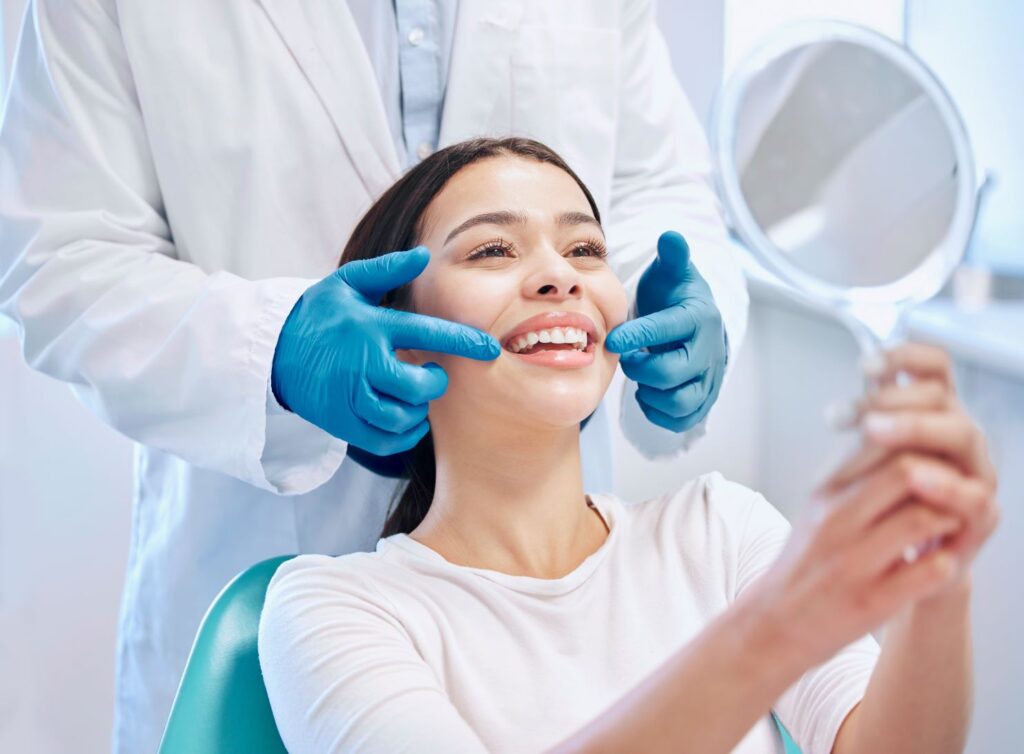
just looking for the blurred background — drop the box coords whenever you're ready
[1,0,1021,751]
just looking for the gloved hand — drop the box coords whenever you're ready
[605,231,728,433]
[271,246,500,456]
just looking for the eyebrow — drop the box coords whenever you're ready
[444,209,603,245]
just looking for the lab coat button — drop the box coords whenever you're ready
[407,27,425,46]
[416,142,433,160]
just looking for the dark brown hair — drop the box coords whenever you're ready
[338,137,601,538]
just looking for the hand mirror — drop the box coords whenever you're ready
[711,22,979,366]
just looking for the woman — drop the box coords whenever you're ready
[258,138,999,754]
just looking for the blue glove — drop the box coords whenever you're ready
[271,246,500,456]
[605,231,728,433]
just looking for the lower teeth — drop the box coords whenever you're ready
[519,343,584,355]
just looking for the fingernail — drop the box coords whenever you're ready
[860,351,887,377]
[863,412,897,437]
[911,465,940,492]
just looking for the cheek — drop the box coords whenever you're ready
[594,272,630,332]
[395,271,507,369]
[417,270,507,331]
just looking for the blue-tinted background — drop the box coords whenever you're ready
[907,0,1024,274]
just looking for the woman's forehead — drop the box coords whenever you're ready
[420,156,596,241]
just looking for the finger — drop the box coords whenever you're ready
[819,452,923,542]
[943,495,1002,563]
[824,449,989,538]
[821,440,892,493]
[653,230,693,285]
[862,409,988,478]
[867,342,956,388]
[383,309,501,360]
[865,541,961,615]
[346,416,431,457]
[852,503,963,580]
[636,376,709,419]
[636,393,707,433]
[899,459,995,528]
[336,246,430,301]
[861,379,952,414]
[672,366,720,432]
[354,383,429,435]
[618,347,704,390]
[827,379,953,431]
[369,357,449,405]
[605,305,699,354]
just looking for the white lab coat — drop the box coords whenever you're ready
[0,1,748,751]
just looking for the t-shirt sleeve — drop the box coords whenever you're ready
[258,555,490,754]
[710,473,881,754]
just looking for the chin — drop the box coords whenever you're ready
[510,384,604,430]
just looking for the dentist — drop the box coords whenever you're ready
[0,2,747,752]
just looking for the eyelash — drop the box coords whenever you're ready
[466,237,609,261]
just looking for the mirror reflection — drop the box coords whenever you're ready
[734,40,959,288]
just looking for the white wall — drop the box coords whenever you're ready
[0,338,133,753]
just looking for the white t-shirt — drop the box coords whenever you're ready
[258,472,880,754]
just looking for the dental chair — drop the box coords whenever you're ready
[158,555,295,754]
[158,555,803,754]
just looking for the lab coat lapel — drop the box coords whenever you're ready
[439,0,524,145]
[257,0,401,197]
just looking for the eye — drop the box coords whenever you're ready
[567,238,609,259]
[467,239,515,260]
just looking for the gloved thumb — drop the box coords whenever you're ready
[653,231,692,284]
[336,246,431,301]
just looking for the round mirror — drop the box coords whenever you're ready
[712,22,978,345]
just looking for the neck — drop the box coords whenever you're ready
[408,412,608,578]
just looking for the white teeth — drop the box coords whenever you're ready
[507,326,591,353]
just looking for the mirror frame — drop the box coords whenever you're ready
[711,21,978,308]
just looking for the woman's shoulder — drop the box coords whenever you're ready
[263,551,396,617]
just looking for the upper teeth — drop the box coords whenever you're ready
[508,327,589,353]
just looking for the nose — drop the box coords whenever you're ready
[521,249,583,302]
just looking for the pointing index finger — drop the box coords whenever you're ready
[605,305,698,354]
[385,309,501,360]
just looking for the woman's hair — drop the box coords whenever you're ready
[338,137,602,538]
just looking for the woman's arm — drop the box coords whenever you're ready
[833,578,972,754]
[830,344,1000,754]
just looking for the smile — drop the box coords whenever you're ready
[500,311,598,368]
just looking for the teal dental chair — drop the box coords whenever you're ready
[158,555,802,753]
[158,555,295,754]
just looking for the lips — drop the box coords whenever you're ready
[500,311,598,352]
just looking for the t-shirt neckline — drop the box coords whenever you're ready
[377,493,620,597]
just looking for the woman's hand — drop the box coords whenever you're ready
[837,342,999,592]
[750,342,1000,669]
